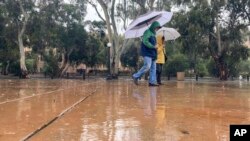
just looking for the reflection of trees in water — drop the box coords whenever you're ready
[17,89,31,120]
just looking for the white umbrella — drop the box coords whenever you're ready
[156,27,180,41]
[125,11,173,39]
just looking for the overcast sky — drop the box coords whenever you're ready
[84,3,101,22]
[85,3,127,34]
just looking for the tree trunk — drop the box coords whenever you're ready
[110,0,119,76]
[59,53,65,68]
[2,61,10,75]
[97,0,118,77]
[5,61,9,75]
[18,32,28,78]
[215,14,228,80]
[58,53,67,77]
[214,57,228,80]
[208,12,228,80]
[58,48,73,77]
[61,62,70,77]
[91,0,120,78]
[18,0,29,78]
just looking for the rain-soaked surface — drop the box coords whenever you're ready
[0,78,250,141]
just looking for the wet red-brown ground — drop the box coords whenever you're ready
[0,78,249,141]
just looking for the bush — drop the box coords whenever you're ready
[26,59,37,74]
[207,59,219,77]
[43,51,59,78]
[239,60,250,76]
[195,63,208,77]
[164,53,188,75]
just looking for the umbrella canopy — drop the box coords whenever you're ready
[125,11,173,39]
[156,27,180,41]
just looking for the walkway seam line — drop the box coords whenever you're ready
[20,88,99,141]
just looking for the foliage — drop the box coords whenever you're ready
[172,0,250,80]
[83,34,104,67]
[26,58,36,73]
[120,42,139,71]
[239,60,250,76]
[207,58,219,77]
[43,50,60,79]
[195,62,208,77]
[164,53,188,75]
[8,61,20,75]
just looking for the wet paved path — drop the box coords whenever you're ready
[0,78,249,141]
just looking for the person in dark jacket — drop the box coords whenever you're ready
[132,21,161,86]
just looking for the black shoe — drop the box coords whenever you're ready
[132,76,139,85]
[148,83,159,87]
[158,82,164,85]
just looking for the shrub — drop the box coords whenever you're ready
[165,53,188,75]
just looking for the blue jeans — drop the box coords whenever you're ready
[133,56,157,84]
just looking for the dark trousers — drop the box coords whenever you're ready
[156,64,163,84]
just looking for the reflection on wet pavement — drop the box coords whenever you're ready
[0,79,250,141]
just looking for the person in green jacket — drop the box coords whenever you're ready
[132,21,161,86]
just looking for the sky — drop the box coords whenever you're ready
[64,0,126,34]
[84,3,101,22]
[84,3,127,34]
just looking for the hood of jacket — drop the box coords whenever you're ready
[149,21,161,34]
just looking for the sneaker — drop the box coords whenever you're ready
[148,83,159,87]
[158,82,164,85]
[132,76,139,85]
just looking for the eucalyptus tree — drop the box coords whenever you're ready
[1,0,37,77]
[174,0,249,80]
[54,2,87,76]
[86,0,120,77]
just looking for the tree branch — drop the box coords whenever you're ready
[111,0,118,36]
[147,0,155,10]
[86,0,106,22]
[18,0,29,37]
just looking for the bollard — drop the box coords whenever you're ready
[82,69,86,80]
[247,75,249,82]
[66,72,69,79]
[196,74,198,81]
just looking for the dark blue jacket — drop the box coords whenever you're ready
[140,36,157,60]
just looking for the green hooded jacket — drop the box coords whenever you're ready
[140,21,161,60]
[142,21,161,48]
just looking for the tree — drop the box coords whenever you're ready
[2,0,36,78]
[57,23,88,77]
[173,0,249,80]
[83,34,104,68]
[97,0,119,77]
[87,0,129,78]
[28,0,88,77]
